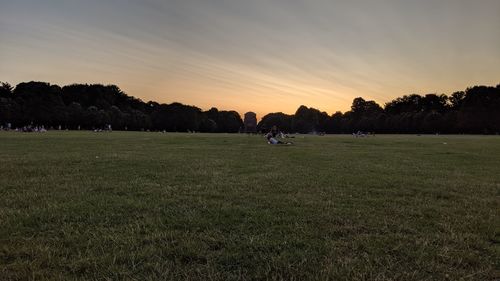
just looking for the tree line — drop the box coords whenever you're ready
[259,85,500,134]
[1,81,499,134]
[0,81,242,132]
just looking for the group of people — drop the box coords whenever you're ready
[352,131,375,137]
[265,126,293,145]
[0,123,11,131]
[264,127,378,144]
[93,124,113,133]
[4,124,48,133]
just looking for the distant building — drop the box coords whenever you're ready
[243,112,257,133]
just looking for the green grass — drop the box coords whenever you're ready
[0,132,499,280]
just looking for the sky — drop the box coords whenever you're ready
[1,0,499,118]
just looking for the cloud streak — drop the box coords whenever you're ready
[1,0,499,117]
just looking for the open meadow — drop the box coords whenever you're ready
[0,132,499,280]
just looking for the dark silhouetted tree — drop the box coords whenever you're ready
[257,112,293,133]
[2,81,499,134]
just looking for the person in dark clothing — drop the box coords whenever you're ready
[265,126,292,145]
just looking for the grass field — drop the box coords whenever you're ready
[0,132,499,280]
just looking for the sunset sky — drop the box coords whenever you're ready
[1,0,499,118]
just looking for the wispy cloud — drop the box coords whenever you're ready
[1,0,499,116]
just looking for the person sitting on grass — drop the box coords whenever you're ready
[265,126,292,145]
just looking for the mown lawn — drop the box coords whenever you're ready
[0,132,499,280]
